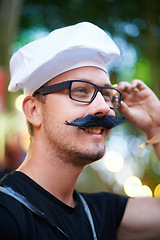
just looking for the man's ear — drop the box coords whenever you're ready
[22,96,42,128]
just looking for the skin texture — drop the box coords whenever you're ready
[19,66,113,205]
[118,80,160,160]
[18,68,160,239]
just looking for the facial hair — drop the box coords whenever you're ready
[42,112,127,167]
[65,114,127,129]
[62,114,127,166]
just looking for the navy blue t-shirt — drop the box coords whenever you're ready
[0,171,128,239]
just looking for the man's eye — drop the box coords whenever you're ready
[102,90,112,102]
[103,92,111,99]
[104,96,111,102]
[72,88,88,94]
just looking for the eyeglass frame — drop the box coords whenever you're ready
[33,80,122,109]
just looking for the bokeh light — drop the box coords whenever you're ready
[15,94,25,112]
[124,176,152,197]
[138,185,152,197]
[114,165,133,186]
[103,150,124,173]
[154,184,160,197]
[124,176,142,197]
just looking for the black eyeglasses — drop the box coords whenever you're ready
[33,80,122,109]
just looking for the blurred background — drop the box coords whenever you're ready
[0,0,160,197]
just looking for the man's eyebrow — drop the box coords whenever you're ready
[98,83,113,88]
[104,83,112,87]
[79,79,112,87]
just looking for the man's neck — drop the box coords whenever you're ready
[17,151,83,207]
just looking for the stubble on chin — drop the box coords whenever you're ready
[61,145,106,167]
[42,113,106,167]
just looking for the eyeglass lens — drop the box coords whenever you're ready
[70,81,120,108]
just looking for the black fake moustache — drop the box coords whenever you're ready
[65,114,127,129]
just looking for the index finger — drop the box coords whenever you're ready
[117,82,131,92]
[131,79,148,91]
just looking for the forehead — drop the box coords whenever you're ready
[48,66,111,86]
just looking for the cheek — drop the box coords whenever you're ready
[43,95,89,128]
[41,103,72,137]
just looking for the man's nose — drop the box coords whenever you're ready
[87,91,114,117]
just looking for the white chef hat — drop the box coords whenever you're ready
[8,22,120,96]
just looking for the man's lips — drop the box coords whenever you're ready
[80,127,104,134]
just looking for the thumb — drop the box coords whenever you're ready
[118,101,132,120]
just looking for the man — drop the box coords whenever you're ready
[0,22,160,239]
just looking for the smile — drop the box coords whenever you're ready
[81,127,103,134]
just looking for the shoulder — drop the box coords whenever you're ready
[0,172,36,240]
[0,190,29,239]
[0,203,20,239]
[81,191,128,209]
[79,191,128,227]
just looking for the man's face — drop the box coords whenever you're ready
[40,66,115,167]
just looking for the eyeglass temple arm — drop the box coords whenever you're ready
[33,81,70,95]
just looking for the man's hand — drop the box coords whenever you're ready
[117,80,160,239]
[117,79,160,139]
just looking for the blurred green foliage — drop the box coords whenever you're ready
[13,0,159,97]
